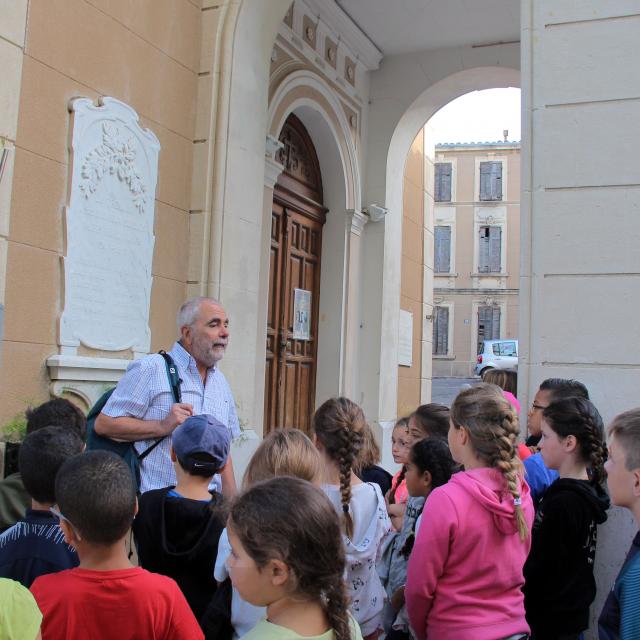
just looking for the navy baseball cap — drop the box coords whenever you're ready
[171,414,230,473]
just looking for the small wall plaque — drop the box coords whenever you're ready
[293,289,311,340]
[398,310,413,367]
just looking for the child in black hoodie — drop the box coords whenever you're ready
[523,396,610,640]
[133,414,230,622]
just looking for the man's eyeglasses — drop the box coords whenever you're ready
[531,403,547,412]
[50,506,82,541]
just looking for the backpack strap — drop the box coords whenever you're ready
[137,350,183,462]
[158,350,182,403]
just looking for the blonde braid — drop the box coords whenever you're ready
[489,412,528,540]
[451,383,529,540]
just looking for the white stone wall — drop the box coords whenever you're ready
[520,2,640,634]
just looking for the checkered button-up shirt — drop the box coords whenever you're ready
[102,342,240,493]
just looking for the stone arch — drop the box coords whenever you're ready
[263,69,363,406]
[360,60,520,424]
[267,69,361,212]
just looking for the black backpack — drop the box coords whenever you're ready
[86,351,181,491]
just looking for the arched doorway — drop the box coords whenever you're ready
[264,114,326,434]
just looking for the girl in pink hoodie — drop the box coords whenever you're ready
[405,383,534,640]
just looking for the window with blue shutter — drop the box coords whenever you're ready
[434,226,451,273]
[479,161,502,201]
[477,305,500,350]
[432,306,449,355]
[478,226,502,273]
[435,163,452,202]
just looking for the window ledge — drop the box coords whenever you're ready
[471,272,508,278]
[435,272,458,277]
[432,355,456,360]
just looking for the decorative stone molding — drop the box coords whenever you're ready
[60,97,160,358]
[265,135,285,189]
[303,0,382,71]
[47,354,131,411]
[346,210,368,237]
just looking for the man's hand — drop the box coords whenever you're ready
[160,403,194,433]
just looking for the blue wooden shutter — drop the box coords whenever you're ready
[434,226,451,273]
[480,161,502,201]
[478,226,490,272]
[489,226,502,272]
[432,306,449,355]
[435,163,452,202]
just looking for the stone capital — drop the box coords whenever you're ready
[264,135,285,189]
[346,209,368,237]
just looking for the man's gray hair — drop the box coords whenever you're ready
[177,296,221,332]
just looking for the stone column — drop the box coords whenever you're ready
[342,209,368,400]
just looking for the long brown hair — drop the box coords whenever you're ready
[229,477,352,640]
[312,397,366,538]
[451,383,528,540]
[410,403,450,439]
[354,421,382,473]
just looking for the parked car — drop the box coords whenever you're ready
[475,339,518,377]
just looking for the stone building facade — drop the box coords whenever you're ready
[431,142,520,378]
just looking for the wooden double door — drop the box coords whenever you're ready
[264,115,326,434]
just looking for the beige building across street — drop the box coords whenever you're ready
[431,141,520,378]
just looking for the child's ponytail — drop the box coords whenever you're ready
[323,576,352,640]
[451,383,529,540]
[312,397,365,538]
[388,465,406,505]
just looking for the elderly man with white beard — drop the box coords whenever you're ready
[95,297,240,495]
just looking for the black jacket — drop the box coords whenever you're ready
[132,487,225,621]
[523,478,610,637]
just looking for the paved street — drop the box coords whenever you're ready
[432,377,478,406]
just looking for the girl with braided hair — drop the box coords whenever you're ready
[226,477,363,640]
[523,396,610,640]
[405,383,534,640]
[386,417,411,530]
[313,398,391,640]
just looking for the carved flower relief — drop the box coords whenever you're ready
[79,122,147,213]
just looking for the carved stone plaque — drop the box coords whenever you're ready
[60,97,160,356]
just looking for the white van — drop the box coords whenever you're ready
[474,339,518,377]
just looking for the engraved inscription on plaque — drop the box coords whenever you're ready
[293,289,311,341]
[60,97,160,356]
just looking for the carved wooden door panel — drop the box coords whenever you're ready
[264,115,326,435]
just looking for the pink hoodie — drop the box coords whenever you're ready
[406,467,534,640]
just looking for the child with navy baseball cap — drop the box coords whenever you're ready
[133,415,231,625]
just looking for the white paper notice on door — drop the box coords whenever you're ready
[293,289,311,340]
[398,309,413,367]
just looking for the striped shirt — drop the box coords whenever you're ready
[102,342,240,493]
[0,510,79,587]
